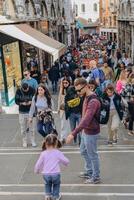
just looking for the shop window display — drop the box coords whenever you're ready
[0,58,6,106]
[2,42,22,105]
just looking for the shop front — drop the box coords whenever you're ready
[0,41,22,106]
[0,23,66,107]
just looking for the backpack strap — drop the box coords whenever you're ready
[87,95,100,122]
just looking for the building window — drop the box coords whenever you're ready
[113,15,117,27]
[75,4,78,16]
[94,3,98,12]
[127,1,131,16]
[81,4,85,12]
[122,3,125,16]
[0,0,3,15]
[109,16,112,27]
[25,0,30,16]
[103,17,106,26]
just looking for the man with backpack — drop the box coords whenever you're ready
[88,60,105,87]
[66,78,101,184]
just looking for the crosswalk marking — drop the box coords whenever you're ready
[0,183,134,187]
[0,145,134,151]
[0,150,134,155]
[0,192,134,196]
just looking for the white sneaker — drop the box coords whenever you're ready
[23,141,27,148]
[31,141,37,147]
[54,194,62,200]
[45,196,52,200]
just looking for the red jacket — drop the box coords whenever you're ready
[72,94,100,137]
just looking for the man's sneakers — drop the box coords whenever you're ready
[112,139,117,145]
[45,196,52,200]
[108,139,118,146]
[107,141,113,147]
[84,177,101,184]
[128,131,134,136]
[53,194,62,200]
[22,140,27,148]
[79,172,91,179]
[22,140,37,148]
[31,141,37,147]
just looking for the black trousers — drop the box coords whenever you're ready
[128,116,134,131]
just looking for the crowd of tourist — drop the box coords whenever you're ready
[14,34,134,200]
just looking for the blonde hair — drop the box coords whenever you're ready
[74,78,87,86]
[128,73,134,84]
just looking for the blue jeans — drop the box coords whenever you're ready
[80,133,100,179]
[69,113,81,143]
[37,121,46,137]
[52,80,58,93]
[43,174,61,198]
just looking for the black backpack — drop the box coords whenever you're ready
[88,96,109,124]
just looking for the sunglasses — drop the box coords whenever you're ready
[76,85,86,93]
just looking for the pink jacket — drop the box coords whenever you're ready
[116,80,125,94]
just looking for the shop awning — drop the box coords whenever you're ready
[0,24,66,62]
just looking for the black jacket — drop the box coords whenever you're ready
[48,66,60,82]
[15,86,35,113]
[30,70,41,84]
[65,86,83,119]
[102,92,124,120]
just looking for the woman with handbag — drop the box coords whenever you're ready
[29,84,55,138]
[58,77,71,144]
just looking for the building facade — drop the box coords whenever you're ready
[72,0,99,22]
[2,0,67,41]
[0,0,72,106]
[118,0,134,62]
[100,0,118,41]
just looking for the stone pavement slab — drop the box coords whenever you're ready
[0,114,134,200]
[0,151,134,185]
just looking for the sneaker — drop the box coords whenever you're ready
[31,141,37,147]
[45,196,52,200]
[128,131,134,136]
[113,139,117,144]
[22,141,27,148]
[122,120,128,129]
[107,141,113,147]
[79,172,91,179]
[61,139,66,145]
[53,194,62,200]
[84,177,101,184]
